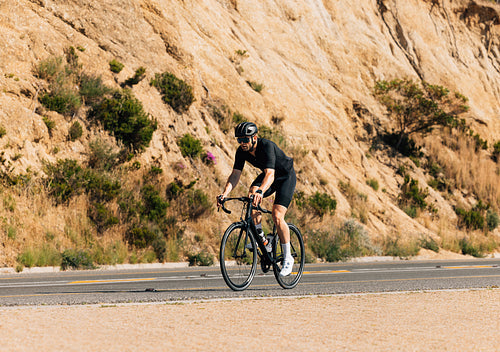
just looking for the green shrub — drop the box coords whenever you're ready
[472,133,487,151]
[164,179,210,220]
[0,125,6,138]
[36,56,63,81]
[43,116,56,132]
[381,235,420,258]
[68,121,83,141]
[399,175,428,216]
[459,237,484,258]
[181,188,212,220]
[493,141,500,161]
[79,74,111,105]
[89,90,157,152]
[149,165,163,176]
[178,133,203,158]
[44,159,121,204]
[166,179,189,200]
[61,249,95,270]
[308,220,377,262]
[487,210,499,231]
[17,245,62,268]
[125,225,166,261]
[64,46,81,76]
[419,235,439,252]
[455,201,488,231]
[44,159,86,203]
[366,178,379,191]
[141,184,169,223]
[233,112,245,124]
[126,226,157,249]
[124,66,146,86]
[37,52,83,116]
[6,225,16,240]
[85,169,122,202]
[40,88,82,116]
[308,192,337,218]
[17,250,35,268]
[187,251,214,266]
[246,80,264,93]
[150,72,195,113]
[374,79,468,152]
[109,59,124,73]
[89,202,119,232]
[87,138,120,171]
[92,241,128,265]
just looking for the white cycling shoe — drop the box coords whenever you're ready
[279,256,294,277]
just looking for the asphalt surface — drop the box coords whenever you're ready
[0,259,499,306]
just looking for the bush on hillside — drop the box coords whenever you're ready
[398,174,428,218]
[68,121,83,141]
[310,192,337,218]
[37,52,82,116]
[87,138,121,171]
[308,219,377,262]
[109,59,124,73]
[44,159,86,203]
[39,88,82,116]
[89,90,157,152]
[79,73,112,105]
[124,67,146,86]
[374,79,469,153]
[150,72,195,113]
[178,133,203,158]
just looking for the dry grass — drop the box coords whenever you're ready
[424,129,500,209]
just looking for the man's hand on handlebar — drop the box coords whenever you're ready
[251,189,263,207]
[216,194,225,209]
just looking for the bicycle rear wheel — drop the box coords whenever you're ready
[272,223,305,289]
[220,223,257,291]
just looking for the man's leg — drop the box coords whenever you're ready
[273,204,294,276]
[272,204,290,244]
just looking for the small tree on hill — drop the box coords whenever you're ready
[374,79,469,151]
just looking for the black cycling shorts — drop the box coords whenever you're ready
[251,169,296,208]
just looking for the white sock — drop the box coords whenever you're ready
[281,242,291,259]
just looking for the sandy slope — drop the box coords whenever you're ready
[0,289,498,351]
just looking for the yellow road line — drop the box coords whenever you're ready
[69,278,156,284]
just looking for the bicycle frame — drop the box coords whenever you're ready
[219,196,277,266]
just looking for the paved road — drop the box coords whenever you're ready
[0,259,498,306]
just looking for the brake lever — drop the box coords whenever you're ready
[217,196,231,214]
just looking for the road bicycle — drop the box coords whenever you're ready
[218,196,305,291]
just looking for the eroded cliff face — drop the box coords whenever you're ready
[0,0,499,260]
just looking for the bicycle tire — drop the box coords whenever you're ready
[272,223,305,289]
[219,222,257,291]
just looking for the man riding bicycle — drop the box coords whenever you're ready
[217,122,297,276]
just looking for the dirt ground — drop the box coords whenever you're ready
[0,289,498,351]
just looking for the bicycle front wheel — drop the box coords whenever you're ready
[273,223,305,289]
[219,223,257,291]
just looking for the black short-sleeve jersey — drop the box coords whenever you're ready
[233,138,293,177]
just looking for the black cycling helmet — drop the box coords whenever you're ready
[234,122,258,137]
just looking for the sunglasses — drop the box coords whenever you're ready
[237,137,251,144]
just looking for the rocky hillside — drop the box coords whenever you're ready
[1,0,500,266]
